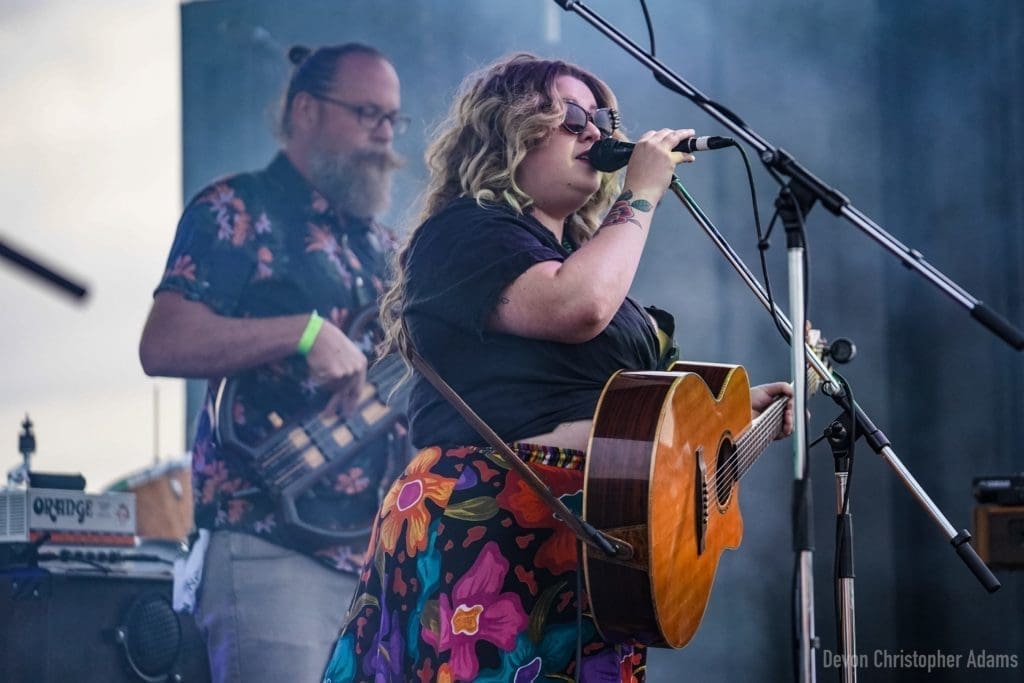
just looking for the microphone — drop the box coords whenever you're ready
[587,136,735,172]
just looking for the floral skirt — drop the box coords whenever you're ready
[322,443,646,682]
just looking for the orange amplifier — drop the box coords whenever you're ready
[0,488,136,547]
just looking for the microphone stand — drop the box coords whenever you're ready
[673,177,822,679]
[776,186,818,682]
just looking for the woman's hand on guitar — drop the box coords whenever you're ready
[750,382,795,439]
[306,321,368,416]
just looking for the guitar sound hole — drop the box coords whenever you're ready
[714,439,737,507]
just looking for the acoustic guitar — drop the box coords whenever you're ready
[583,346,826,648]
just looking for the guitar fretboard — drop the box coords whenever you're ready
[734,395,789,481]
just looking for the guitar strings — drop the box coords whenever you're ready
[713,397,786,492]
[258,403,391,488]
[709,363,824,495]
[245,359,407,487]
[702,397,788,499]
[734,398,788,473]
[253,398,403,490]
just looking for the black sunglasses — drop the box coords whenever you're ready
[561,100,618,139]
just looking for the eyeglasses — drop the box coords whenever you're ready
[561,100,618,139]
[313,94,411,135]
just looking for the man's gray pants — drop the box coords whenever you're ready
[194,531,359,683]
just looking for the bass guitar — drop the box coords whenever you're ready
[214,306,409,543]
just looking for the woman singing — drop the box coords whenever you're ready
[323,53,793,683]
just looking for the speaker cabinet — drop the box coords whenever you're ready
[974,504,1024,569]
[0,567,209,683]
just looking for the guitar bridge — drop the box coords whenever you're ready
[695,447,709,555]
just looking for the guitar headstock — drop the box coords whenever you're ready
[805,327,833,397]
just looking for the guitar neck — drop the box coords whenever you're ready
[734,395,789,481]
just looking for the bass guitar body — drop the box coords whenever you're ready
[583,362,752,648]
[214,305,409,544]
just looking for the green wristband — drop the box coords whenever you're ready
[297,311,324,356]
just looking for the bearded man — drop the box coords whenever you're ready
[139,43,408,683]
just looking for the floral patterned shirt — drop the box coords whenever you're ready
[154,153,400,573]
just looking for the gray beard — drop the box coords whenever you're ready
[308,147,404,219]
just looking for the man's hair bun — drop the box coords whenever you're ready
[288,45,312,66]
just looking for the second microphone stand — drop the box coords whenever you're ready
[824,411,858,683]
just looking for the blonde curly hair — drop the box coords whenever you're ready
[379,53,624,363]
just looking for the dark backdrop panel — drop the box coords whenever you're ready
[879,3,1024,681]
[179,1,1023,680]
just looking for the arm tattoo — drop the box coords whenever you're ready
[601,190,654,230]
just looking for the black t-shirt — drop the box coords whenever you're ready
[404,197,660,448]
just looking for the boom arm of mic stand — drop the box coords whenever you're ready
[828,392,1001,593]
[552,0,1024,351]
[766,149,1024,350]
[668,177,1001,593]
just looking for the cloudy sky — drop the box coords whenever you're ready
[1,0,185,491]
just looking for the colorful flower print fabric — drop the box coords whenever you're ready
[323,443,646,682]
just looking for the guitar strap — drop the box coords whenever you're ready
[408,348,632,561]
